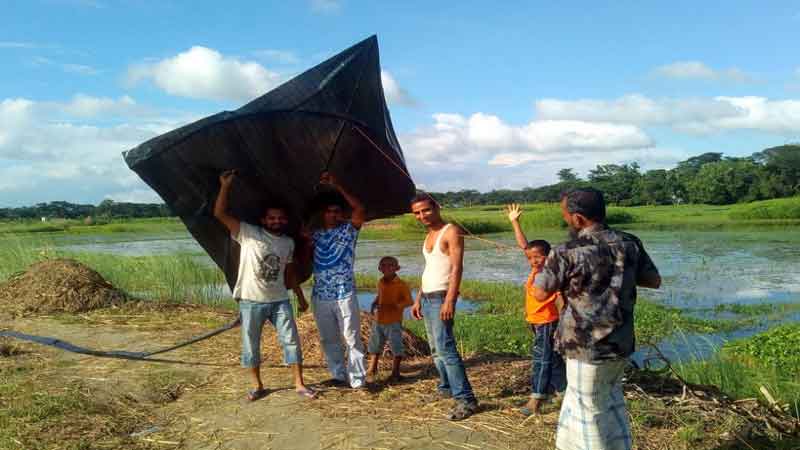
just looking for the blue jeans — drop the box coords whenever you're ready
[421,292,476,404]
[239,299,301,368]
[530,321,566,399]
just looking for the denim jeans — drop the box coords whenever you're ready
[239,299,301,368]
[421,292,476,404]
[530,320,566,399]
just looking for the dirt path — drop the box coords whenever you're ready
[5,306,796,450]
[2,308,550,450]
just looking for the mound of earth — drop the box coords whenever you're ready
[257,311,430,367]
[0,258,127,317]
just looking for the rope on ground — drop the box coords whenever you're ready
[0,317,240,363]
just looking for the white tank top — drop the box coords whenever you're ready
[421,224,452,293]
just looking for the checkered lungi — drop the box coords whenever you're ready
[556,358,632,450]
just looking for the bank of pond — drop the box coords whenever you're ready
[1,234,798,419]
[2,197,800,239]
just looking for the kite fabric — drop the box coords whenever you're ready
[123,35,416,290]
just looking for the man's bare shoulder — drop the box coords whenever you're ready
[444,222,465,240]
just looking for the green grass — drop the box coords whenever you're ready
[355,274,735,356]
[0,234,227,306]
[0,217,188,235]
[729,196,800,220]
[675,325,800,419]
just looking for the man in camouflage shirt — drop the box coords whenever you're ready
[531,188,661,450]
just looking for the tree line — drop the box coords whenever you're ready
[2,145,799,219]
[430,144,800,207]
[0,199,172,220]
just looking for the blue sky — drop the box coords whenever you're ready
[2,0,800,206]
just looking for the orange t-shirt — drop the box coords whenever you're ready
[525,267,559,325]
[376,276,413,324]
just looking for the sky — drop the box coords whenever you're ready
[2,0,800,206]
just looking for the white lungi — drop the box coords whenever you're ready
[556,358,632,450]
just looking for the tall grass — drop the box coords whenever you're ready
[675,327,800,418]
[355,273,732,356]
[729,196,800,220]
[0,234,228,306]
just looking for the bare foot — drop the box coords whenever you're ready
[519,398,543,416]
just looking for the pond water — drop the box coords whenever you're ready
[60,228,800,360]
[62,229,800,311]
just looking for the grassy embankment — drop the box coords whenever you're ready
[676,324,800,419]
[0,233,737,356]
[3,196,799,240]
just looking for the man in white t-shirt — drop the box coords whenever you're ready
[214,169,316,402]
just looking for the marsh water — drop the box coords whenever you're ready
[59,228,800,362]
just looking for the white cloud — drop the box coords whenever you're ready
[62,63,100,75]
[310,0,341,14]
[0,96,189,205]
[655,61,754,82]
[381,70,417,107]
[126,46,282,102]
[31,56,100,76]
[105,188,162,203]
[253,49,300,65]
[0,41,40,49]
[536,94,800,135]
[59,94,139,117]
[400,112,653,171]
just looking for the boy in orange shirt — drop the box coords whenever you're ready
[367,256,414,382]
[506,204,566,415]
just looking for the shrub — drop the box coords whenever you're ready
[729,196,800,220]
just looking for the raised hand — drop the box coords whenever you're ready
[319,171,338,187]
[506,203,523,222]
[219,169,236,187]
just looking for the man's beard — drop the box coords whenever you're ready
[567,225,580,240]
[266,224,286,234]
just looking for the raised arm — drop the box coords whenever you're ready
[213,170,240,237]
[505,203,528,250]
[441,225,465,321]
[320,171,366,229]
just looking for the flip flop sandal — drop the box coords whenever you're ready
[247,388,269,402]
[519,406,534,417]
[296,388,318,400]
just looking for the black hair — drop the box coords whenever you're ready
[410,191,439,208]
[525,239,551,254]
[259,203,290,218]
[378,255,399,265]
[560,188,606,222]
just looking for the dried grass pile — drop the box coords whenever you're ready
[258,311,430,367]
[0,258,127,317]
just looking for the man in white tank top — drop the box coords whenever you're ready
[410,193,478,420]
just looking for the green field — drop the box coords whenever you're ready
[3,197,799,240]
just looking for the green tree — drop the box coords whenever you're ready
[685,159,761,204]
[557,168,580,183]
[588,163,642,205]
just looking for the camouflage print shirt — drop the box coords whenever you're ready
[533,224,660,363]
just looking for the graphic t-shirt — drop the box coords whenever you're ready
[232,222,294,303]
[312,222,359,301]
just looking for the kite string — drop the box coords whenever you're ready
[351,125,516,252]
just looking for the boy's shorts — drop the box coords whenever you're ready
[367,322,405,356]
